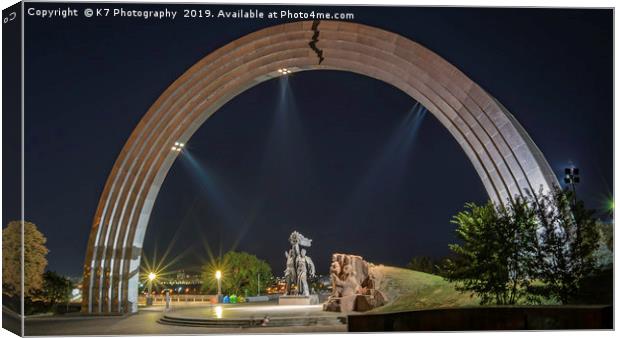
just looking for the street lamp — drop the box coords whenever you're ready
[215,270,222,302]
[564,167,580,205]
[146,272,157,306]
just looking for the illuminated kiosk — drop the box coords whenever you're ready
[82,20,558,314]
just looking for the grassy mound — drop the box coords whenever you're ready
[369,265,479,313]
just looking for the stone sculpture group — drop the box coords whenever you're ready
[323,253,387,312]
[280,232,386,311]
[284,231,316,296]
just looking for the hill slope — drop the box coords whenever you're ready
[369,265,479,313]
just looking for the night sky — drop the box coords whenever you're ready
[11,4,612,278]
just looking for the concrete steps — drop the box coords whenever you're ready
[158,314,346,328]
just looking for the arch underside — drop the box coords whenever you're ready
[81,20,558,314]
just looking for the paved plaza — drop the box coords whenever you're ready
[167,301,340,319]
[22,302,347,336]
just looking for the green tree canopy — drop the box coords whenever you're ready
[445,188,603,305]
[42,271,73,307]
[201,251,273,297]
[444,199,539,305]
[406,256,435,274]
[2,221,49,297]
[530,187,601,303]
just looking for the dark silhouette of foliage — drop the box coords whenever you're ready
[596,221,613,253]
[444,198,539,305]
[406,255,454,277]
[41,271,73,309]
[406,256,434,274]
[529,187,601,304]
[445,187,603,306]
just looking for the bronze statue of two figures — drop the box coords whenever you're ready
[284,231,316,296]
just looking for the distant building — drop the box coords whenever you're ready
[266,274,330,294]
[158,270,203,294]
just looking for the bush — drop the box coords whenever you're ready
[444,199,538,305]
[445,187,603,305]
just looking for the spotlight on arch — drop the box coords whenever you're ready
[171,142,185,152]
[277,68,291,75]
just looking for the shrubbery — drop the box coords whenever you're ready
[444,187,608,305]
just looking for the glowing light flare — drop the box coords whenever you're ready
[277,68,292,75]
[140,244,190,291]
[172,142,185,152]
[215,270,222,280]
[214,306,223,319]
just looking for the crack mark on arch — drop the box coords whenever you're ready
[309,20,324,64]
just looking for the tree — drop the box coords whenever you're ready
[41,271,73,308]
[406,256,434,274]
[444,199,539,305]
[596,220,613,253]
[529,187,601,304]
[2,221,49,297]
[201,251,273,297]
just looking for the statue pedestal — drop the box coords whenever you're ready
[278,294,319,305]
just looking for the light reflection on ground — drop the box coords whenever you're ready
[168,302,337,320]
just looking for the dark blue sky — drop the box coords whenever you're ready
[12,4,612,277]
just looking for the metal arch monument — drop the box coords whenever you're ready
[81,20,558,314]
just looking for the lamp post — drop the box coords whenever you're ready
[215,270,222,303]
[147,272,156,306]
[564,167,580,206]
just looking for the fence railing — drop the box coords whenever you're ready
[138,294,216,305]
